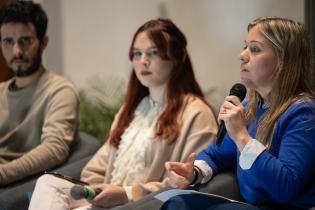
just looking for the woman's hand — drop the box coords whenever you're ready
[218,95,252,151]
[165,153,196,188]
[89,184,128,208]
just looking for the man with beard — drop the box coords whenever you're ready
[0,1,79,186]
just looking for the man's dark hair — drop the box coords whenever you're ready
[0,1,48,40]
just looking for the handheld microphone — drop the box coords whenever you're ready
[216,83,247,146]
[70,184,102,200]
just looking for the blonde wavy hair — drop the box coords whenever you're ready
[245,16,315,146]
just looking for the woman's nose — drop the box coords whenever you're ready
[239,49,249,63]
[140,54,150,66]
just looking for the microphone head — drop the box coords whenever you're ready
[70,184,86,200]
[229,83,247,101]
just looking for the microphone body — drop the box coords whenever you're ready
[70,184,102,200]
[216,83,247,146]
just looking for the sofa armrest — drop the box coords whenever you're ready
[65,132,101,163]
[197,171,243,202]
[0,132,101,210]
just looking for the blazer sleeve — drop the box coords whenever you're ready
[239,101,315,204]
[80,141,112,184]
[131,97,218,200]
[80,107,123,184]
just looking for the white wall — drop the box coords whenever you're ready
[37,0,304,110]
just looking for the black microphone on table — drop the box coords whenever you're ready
[70,184,102,200]
[216,83,247,146]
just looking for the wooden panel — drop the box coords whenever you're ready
[0,0,11,82]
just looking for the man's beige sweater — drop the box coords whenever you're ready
[0,70,79,185]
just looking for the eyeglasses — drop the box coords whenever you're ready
[132,48,160,61]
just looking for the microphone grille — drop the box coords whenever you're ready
[230,83,247,101]
[70,184,86,200]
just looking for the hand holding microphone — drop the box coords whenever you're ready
[216,83,247,146]
[70,184,102,200]
[70,183,129,208]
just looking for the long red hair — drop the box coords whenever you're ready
[108,18,212,148]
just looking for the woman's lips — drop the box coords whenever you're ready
[141,71,152,76]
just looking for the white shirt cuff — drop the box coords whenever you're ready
[239,139,266,169]
[123,186,133,201]
[194,160,213,184]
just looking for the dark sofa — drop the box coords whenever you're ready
[0,132,101,210]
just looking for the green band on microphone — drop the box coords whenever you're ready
[85,186,95,200]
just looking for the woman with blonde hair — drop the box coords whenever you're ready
[165,17,315,210]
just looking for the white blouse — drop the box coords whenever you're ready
[110,96,165,188]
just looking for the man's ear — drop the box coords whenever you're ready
[40,35,48,52]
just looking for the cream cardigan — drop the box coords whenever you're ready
[80,94,217,201]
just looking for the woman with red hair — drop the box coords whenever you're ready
[29,18,217,209]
